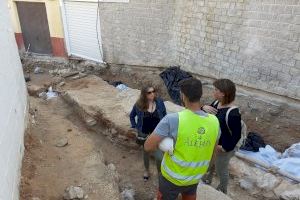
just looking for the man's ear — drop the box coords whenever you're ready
[181,93,186,107]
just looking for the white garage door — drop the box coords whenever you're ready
[63,1,103,62]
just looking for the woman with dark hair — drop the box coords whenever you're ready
[130,85,167,181]
[202,79,242,194]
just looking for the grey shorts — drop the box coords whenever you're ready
[158,174,198,200]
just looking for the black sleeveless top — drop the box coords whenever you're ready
[142,109,160,135]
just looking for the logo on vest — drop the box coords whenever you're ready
[184,127,211,148]
[197,127,206,135]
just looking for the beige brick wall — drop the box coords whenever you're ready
[175,0,300,100]
[99,0,300,100]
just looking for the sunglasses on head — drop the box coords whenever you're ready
[147,90,155,94]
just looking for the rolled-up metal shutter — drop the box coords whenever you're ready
[63,0,103,62]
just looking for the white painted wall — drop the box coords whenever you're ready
[0,1,28,200]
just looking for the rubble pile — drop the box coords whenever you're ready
[229,157,300,199]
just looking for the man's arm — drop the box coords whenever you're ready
[144,114,174,152]
[144,133,162,152]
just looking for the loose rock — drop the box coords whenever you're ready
[280,189,300,200]
[275,182,300,199]
[85,117,97,127]
[63,186,84,200]
[121,189,135,200]
[229,156,282,198]
[34,66,44,74]
[58,81,66,87]
[24,74,31,82]
[107,163,116,172]
[55,137,68,147]
[27,84,45,96]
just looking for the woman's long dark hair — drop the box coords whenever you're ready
[136,85,156,111]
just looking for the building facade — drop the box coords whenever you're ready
[9,0,66,57]
[0,0,28,199]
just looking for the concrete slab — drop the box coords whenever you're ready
[63,75,184,141]
[197,183,232,200]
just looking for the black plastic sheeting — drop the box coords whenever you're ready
[160,66,193,105]
[240,132,266,152]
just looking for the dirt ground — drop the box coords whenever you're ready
[97,65,300,152]
[21,96,161,200]
[20,72,261,200]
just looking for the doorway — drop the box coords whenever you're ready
[16,2,52,54]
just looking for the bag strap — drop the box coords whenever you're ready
[225,106,238,135]
[213,100,219,107]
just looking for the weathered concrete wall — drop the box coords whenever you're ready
[99,0,300,100]
[99,0,177,67]
[175,0,300,100]
[0,1,28,199]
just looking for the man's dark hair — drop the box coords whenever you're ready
[179,78,203,103]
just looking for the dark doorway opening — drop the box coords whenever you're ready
[16,2,52,54]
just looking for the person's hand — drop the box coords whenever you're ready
[216,145,225,153]
[128,128,138,137]
[202,105,218,115]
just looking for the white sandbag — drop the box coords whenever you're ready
[238,144,300,180]
[159,137,174,155]
[282,143,300,158]
[274,157,300,178]
[238,145,281,166]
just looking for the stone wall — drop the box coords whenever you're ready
[99,0,177,67]
[99,0,300,100]
[0,1,28,199]
[175,0,300,100]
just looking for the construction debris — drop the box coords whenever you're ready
[63,186,85,200]
[27,84,45,96]
[229,156,300,199]
[62,71,79,78]
[121,189,135,200]
[34,66,44,74]
[46,87,58,100]
[279,184,300,200]
[38,92,47,100]
[24,74,31,82]
[71,73,88,80]
[49,68,72,76]
[55,137,68,147]
[58,81,66,87]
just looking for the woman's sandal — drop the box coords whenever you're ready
[143,172,150,182]
[143,175,149,182]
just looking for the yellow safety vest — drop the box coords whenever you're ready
[161,109,219,186]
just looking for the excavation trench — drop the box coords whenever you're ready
[21,58,300,200]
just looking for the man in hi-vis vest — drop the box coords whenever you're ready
[145,78,220,200]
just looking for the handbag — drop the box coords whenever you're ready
[136,131,149,145]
